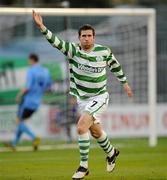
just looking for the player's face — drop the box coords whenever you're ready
[79,30,95,50]
[29,59,35,65]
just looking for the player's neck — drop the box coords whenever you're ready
[81,44,94,53]
[31,62,38,66]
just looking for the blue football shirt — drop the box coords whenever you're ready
[22,64,51,110]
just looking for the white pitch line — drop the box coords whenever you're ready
[0,143,124,152]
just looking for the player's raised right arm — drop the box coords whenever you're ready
[32,10,45,30]
[32,10,76,58]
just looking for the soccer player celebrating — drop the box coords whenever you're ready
[32,10,133,179]
[6,54,51,151]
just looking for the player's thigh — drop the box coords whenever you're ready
[89,123,103,138]
[77,113,94,133]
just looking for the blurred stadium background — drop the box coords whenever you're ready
[0,0,167,179]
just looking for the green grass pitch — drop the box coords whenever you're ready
[0,138,167,180]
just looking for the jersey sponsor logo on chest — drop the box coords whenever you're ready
[78,63,104,73]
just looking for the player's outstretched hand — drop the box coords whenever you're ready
[32,10,44,29]
[123,83,133,98]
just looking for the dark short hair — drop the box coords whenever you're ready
[29,53,39,62]
[78,24,95,37]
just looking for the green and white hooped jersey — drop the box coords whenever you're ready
[41,27,127,100]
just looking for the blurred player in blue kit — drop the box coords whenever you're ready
[6,54,51,151]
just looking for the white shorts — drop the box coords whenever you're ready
[77,92,109,124]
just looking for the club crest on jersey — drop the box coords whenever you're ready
[96,56,103,61]
[78,64,104,73]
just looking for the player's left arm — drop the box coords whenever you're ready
[16,69,32,103]
[107,50,133,97]
[16,88,28,104]
[44,69,53,93]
